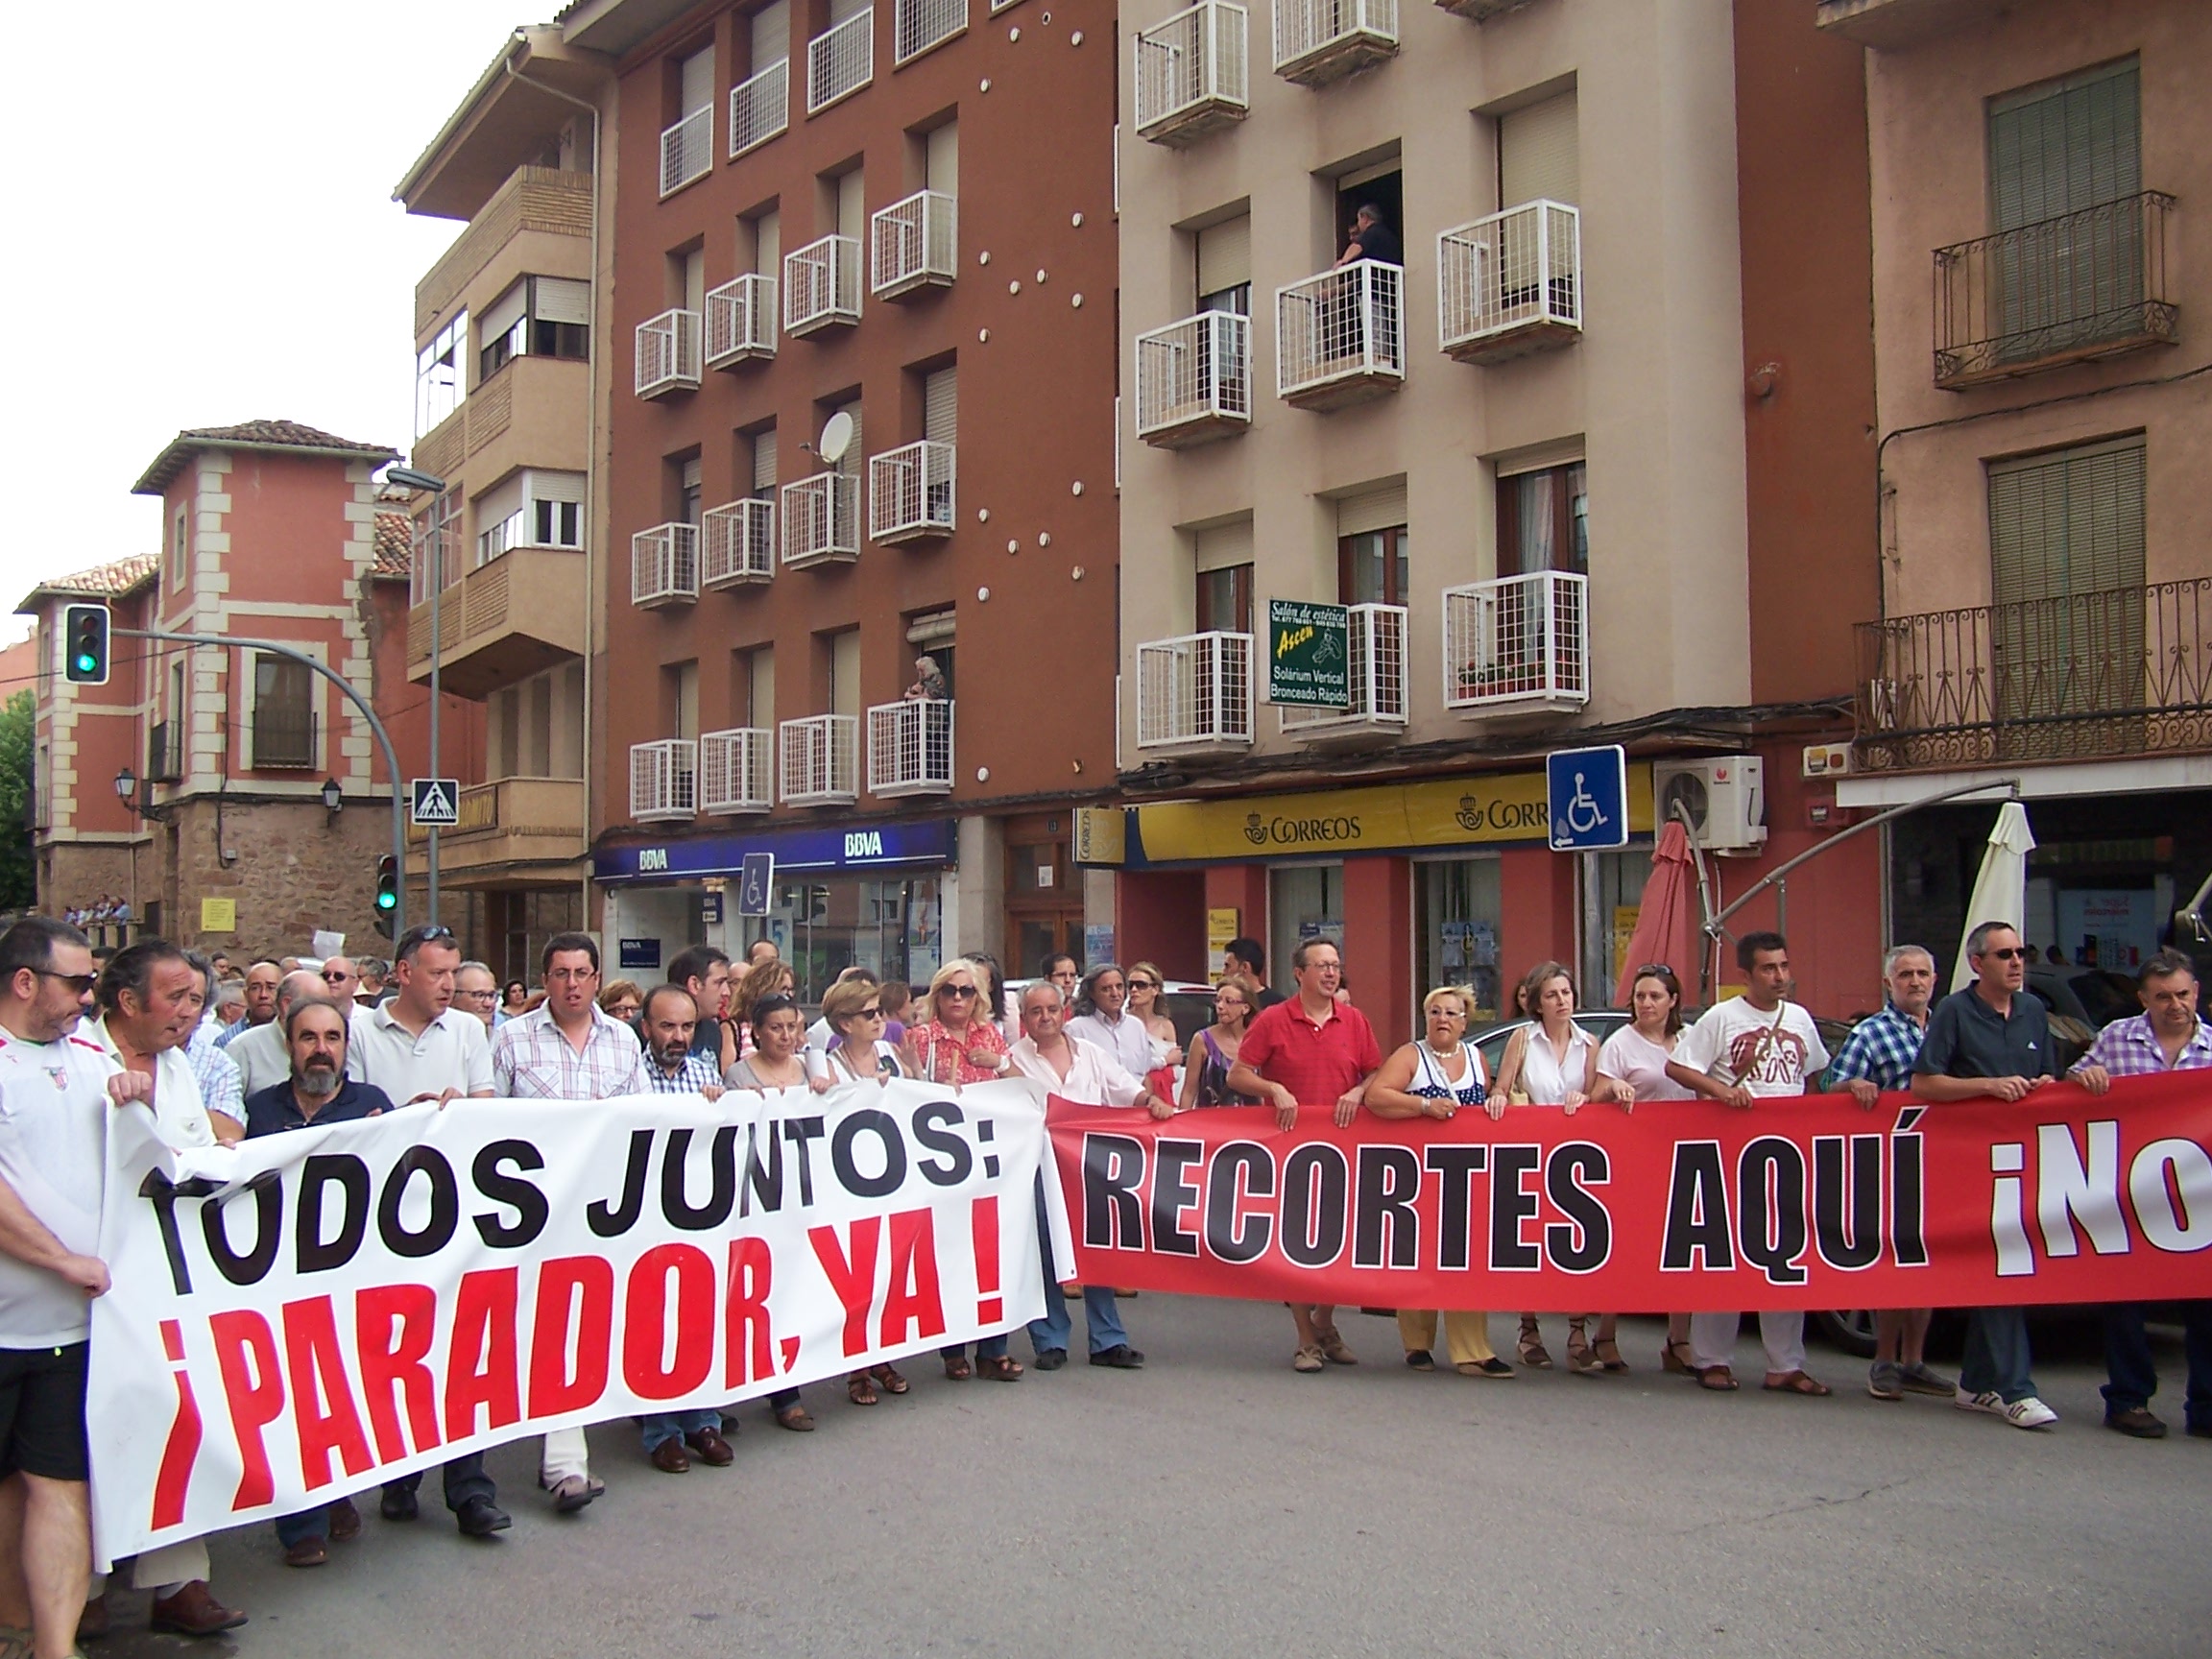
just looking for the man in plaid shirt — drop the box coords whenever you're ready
[1825,945,1955,1404]
[638,986,725,1098]
[2068,949,2212,1439]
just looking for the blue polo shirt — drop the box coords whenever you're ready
[244,1075,395,1139]
[1913,983,2052,1082]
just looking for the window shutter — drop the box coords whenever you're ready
[1193,519,1254,572]
[1335,480,1408,538]
[926,121,959,195]
[1196,215,1251,299]
[480,281,529,344]
[676,661,700,740]
[1497,437,1587,478]
[830,630,862,716]
[752,210,781,275]
[830,0,867,25]
[837,169,866,241]
[680,47,714,117]
[474,472,526,531]
[748,647,776,732]
[752,0,791,66]
[924,368,957,445]
[752,430,779,493]
[1988,60,2139,230]
[1500,90,1579,208]
[534,277,590,326]
[527,469,585,506]
[835,401,862,475]
[1988,440,2145,605]
[683,249,706,314]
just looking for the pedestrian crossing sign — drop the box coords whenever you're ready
[410,778,461,827]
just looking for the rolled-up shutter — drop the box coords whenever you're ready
[527,469,585,505]
[926,121,958,195]
[1196,215,1250,300]
[534,277,590,326]
[480,281,529,344]
[1500,90,1579,208]
[752,0,790,66]
[752,430,778,493]
[924,368,957,444]
[1193,518,1254,572]
[680,47,714,117]
[473,472,526,532]
[1334,479,1407,537]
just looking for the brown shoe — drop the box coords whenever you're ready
[685,1428,734,1466]
[149,1580,249,1634]
[327,1495,362,1541]
[283,1537,328,1568]
[649,1437,691,1473]
[775,1404,816,1431]
[77,1592,108,1641]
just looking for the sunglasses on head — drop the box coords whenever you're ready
[751,993,799,1017]
[1635,963,1674,978]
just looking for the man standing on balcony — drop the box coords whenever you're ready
[1334,202,1401,269]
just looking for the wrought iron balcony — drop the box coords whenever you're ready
[1934,192,2176,390]
[702,499,775,588]
[1853,580,2212,771]
[780,473,860,567]
[632,523,699,608]
[730,59,789,157]
[780,714,859,806]
[783,234,862,336]
[700,728,774,814]
[1136,630,1253,754]
[1442,570,1590,716]
[635,308,702,398]
[871,190,956,300]
[705,275,776,369]
[1438,201,1581,364]
[1135,310,1252,448]
[1276,259,1404,410]
[868,441,955,543]
[807,9,875,114]
[631,739,698,822]
[867,698,954,797]
[1280,604,1407,743]
[1134,2,1249,146]
[660,106,712,197]
[1272,0,1396,87]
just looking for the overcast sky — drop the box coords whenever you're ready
[0,1,546,640]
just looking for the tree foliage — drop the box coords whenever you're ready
[0,691,36,910]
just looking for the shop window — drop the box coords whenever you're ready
[765,875,943,1003]
[1417,858,1503,1025]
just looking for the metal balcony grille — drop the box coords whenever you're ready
[1134,2,1249,145]
[1135,310,1252,446]
[1136,631,1254,751]
[871,190,957,299]
[1280,604,1407,736]
[895,0,967,64]
[1271,0,1397,85]
[868,442,956,543]
[780,473,861,567]
[699,728,774,814]
[1934,191,2176,388]
[631,739,698,822]
[783,234,863,335]
[1854,580,2212,771]
[1438,201,1581,363]
[1276,260,1404,407]
[705,275,777,368]
[807,10,875,113]
[635,308,702,397]
[1442,571,1590,714]
[250,709,318,770]
[730,59,789,157]
[780,715,860,805]
[867,699,954,796]
[660,106,713,196]
[703,499,776,588]
[632,523,700,607]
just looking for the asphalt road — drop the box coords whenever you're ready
[88,1297,2208,1659]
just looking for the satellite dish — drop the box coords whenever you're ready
[818,412,855,466]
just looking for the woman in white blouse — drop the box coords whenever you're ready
[1597,965,1698,1374]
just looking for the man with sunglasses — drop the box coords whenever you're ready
[317,956,360,1005]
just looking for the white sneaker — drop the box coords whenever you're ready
[2004,1396,2058,1430]
[1955,1386,2006,1415]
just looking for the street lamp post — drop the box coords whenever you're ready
[387,465,447,927]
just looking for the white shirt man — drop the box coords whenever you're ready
[1064,967,1155,1078]
[224,970,325,1099]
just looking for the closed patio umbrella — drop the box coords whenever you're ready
[1951,800,2037,993]
[1615,819,1698,1008]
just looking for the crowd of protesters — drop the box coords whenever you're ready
[0,909,2200,1654]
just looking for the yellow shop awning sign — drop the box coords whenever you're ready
[1133,767,1655,864]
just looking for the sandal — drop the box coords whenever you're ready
[870,1362,910,1395]
[1293,1344,1326,1373]
[943,1353,974,1382]
[1564,1316,1601,1375]
[1517,1316,1552,1370]
[1660,1338,1695,1375]
[1695,1364,1740,1392]
[1456,1357,1516,1379]
[1764,1369,1832,1396]
[847,1372,878,1407]
[1316,1328,1358,1365]
[975,1354,1024,1382]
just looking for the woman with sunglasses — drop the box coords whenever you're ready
[1598,964,1698,1374]
[1124,963,1185,1072]
[811,977,914,1406]
[902,960,1022,1382]
[1365,986,1516,1378]
[1180,974,1262,1108]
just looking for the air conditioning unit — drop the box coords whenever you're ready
[1654,756,1767,854]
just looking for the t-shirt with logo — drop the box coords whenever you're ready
[1672,996,1831,1098]
[0,1030,117,1346]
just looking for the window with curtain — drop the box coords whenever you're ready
[1338,527,1408,606]
[1497,461,1587,575]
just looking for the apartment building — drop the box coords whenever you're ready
[16,421,465,960]
[395,27,608,979]
[1110,0,1885,1037]
[573,0,1119,995]
[1824,0,2212,980]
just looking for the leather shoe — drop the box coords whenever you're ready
[2107,1406,2168,1438]
[283,1537,328,1568]
[1033,1348,1069,1371]
[1089,1344,1146,1369]
[456,1495,511,1536]
[650,1438,691,1473]
[380,1484,420,1523]
[685,1428,734,1466]
[148,1580,248,1635]
[327,1496,362,1541]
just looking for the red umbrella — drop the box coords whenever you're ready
[1614,819,1698,1007]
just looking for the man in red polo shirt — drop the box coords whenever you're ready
[1226,937,1382,1374]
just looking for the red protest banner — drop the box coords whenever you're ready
[1046,1074,2212,1310]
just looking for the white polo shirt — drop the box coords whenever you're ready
[225,1019,293,1099]
[0,1027,117,1346]
[89,1017,219,1150]
[347,1001,493,1102]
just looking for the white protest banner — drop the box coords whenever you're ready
[88,1079,1053,1560]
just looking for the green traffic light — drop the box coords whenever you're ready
[74,655,95,674]
[375,893,397,911]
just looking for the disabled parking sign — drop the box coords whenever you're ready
[1546,745,1629,852]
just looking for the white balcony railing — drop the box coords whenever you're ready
[1134,2,1250,145]
[632,523,700,608]
[660,106,713,197]
[1135,310,1252,446]
[702,498,776,588]
[871,190,957,299]
[867,699,954,796]
[780,472,861,567]
[1438,201,1582,363]
[1137,631,1254,752]
[1280,604,1407,738]
[635,308,703,398]
[730,60,790,157]
[1271,0,1397,85]
[895,0,967,64]
[783,234,863,335]
[1276,259,1404,408]
[631,739,698,821]
[780,714,860,805]
[807,9,875,114]
[700,727,774,814]
[1443,570,1591,714]
[705,275,778,368]
[868,441,956,543]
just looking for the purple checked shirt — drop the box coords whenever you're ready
[2076,1013,2212,1077]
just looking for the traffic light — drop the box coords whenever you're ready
[374,855,399,938]
[61,604,109,686]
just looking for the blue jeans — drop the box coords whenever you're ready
[1025,1185,1127,1357]
[1960,1306,2036,1404]
[640,1409,721,1452]
[276,1505,329,1549]
[2104,1301,2212,1427]
[383,1451,493,1511]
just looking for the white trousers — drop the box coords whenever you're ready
[1688,1310,1806,1375]
[540,1427,590,1485]
[90,1535,210,1596]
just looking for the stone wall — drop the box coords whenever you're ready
[37,842,141,916]
[163,799,396,960]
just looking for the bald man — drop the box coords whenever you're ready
[224,971,326,1096]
